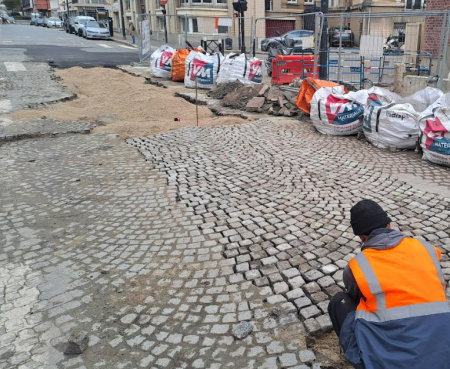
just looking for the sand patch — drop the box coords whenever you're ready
[9,67,251,139]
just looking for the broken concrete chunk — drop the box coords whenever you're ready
[233,321,254,339]
[246,97,266,112]
[278,96,284,107]
[267,86,283,102]
[258,84,270,96]
[64,330,89,355]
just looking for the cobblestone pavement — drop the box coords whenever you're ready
[128,119,450,334]
[0,118,93,142]
[1,132,331,369]
[0,62,74,113]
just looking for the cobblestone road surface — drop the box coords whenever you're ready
[2,61,450,369]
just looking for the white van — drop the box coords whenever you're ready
[74,16,96,36]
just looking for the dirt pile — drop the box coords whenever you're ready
[8,67,251,139]
[207,80,243,99]
[222,84,261,109]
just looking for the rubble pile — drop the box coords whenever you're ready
[245,85,301,116]
[207,80,243,99]
[222,84,261,109]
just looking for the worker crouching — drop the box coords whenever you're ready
[328,199,450,369]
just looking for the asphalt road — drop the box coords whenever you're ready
[0,22,139,67]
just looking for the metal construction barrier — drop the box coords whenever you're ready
[315,10,450,90]
[251,10,450,89]
[136,13,151,63]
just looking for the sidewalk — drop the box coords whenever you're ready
[110,34,138,48]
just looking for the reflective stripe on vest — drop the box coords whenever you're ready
[352,239,450,323]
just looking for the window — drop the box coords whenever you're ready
[265,0,272,10]
[218,25,227,33]
[304,0,314,4]
[329,0,338,7]
[192,18,198,32]
[125,0,130,9]
[287,0,298,3]
[216,0,226,3]
[158,17,165,31]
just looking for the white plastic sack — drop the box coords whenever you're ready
[310,86,368,135]
[419,93,450,167]
[150,45,174,79]
[363,87,420,150]
[216,53,262,85]
[401,87,444,113]
[184,51,224,89]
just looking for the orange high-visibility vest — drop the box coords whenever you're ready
[349,238,448,322]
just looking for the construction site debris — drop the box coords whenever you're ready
[207,80,243,99]
[246,97,266,112]
[222,84,260,109]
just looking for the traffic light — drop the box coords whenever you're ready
[232,0,247,12]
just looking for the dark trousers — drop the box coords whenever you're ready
[328,292,358,337]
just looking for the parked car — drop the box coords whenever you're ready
[328,26,355,47]
[261,30,314,52]
[74,16,96,37]
[44,17,62,28]
[35,17,44,26]
[30,13,41,25]
[64,17,76,34]
[82,20,110,39]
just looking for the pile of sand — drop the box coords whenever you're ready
[9,67,250,139]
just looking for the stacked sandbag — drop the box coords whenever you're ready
[363,87,419,150]
[216,53,262,85]
[184,51,224,89]
[150,45,174,79]
[310,86,368,135]
[419,93,450,167]
[402,87,444,113]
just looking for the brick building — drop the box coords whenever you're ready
[424,0,450,77]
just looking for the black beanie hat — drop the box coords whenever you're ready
[350,199,392,236]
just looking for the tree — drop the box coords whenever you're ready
[3,0,21,10]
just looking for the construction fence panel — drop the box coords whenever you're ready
[147,13,254,54]
[316,10,450,90]
[136,13,152,63]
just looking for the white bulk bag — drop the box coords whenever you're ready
[150,45,175,79]
[310,86,368,135]
[184,51,224,89]
[419,93,450,167]
[402,87,444,113]
[216,53,262,85]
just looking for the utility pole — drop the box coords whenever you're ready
[160,0,168,43]
[65,0,69,20]
[119,0,126,39]
[319,0,328,79]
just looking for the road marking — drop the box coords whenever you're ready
[118,45,136,50]
[2,41,13,43]
[0,100,12,114]
[4,62,27,72]
[97,43,112,49]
